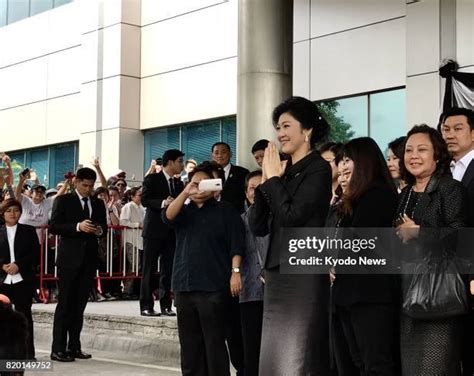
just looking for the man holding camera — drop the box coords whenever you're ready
[49,167,107,362]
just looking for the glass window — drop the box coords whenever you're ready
[7,0,30,24]
[0,0,7,27]
[144,127,180,171]
[181,120,221,164]
[53,0,71,7]
[29,148,49,185]
[7,142,78,187]
[49,142,77,187]
[221,117,237,165]
[318,96,368,143]
[369,89,406,152]
[30,0,52,16]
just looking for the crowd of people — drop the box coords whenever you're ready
[0,97,474,375]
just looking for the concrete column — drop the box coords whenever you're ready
[237,0,293,169]
[78,0,144,182]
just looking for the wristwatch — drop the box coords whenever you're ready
[231,267,240,273]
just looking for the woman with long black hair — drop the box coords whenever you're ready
[331,137,400,375]
[249,96,332,375]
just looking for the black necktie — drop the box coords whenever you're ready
[169,178,176,197]
[82,197,90,219]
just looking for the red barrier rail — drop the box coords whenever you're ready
[36,225,149,303]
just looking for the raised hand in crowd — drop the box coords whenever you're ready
[145,159,157,177]
[91,157,107,188]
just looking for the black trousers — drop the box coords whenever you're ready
[0,281,35,359]
[140,236,174,312]
[52,262,96,353]
[175,291,230,376]
[227,296,244,375]
[461,307,474,376]
[336,303,398,376]
[240,300,263,376]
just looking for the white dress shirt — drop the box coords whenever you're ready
[223,163,231,181]
[451,149,474,182]
[76,190,93,232]
[4,224,23,284]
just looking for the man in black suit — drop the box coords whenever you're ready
[140,149,184,316]
[49,167,107,362]
[211,142,249,214]
[440,107,474,376]
[211,142,248,376]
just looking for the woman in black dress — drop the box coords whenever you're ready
[395,125,467,375]
[331,137,400,375]
[249,96,332,375]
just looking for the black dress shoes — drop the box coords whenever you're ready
[50,351,74,362]
[141,309,161,317]
[161,308,177,317]
[69,350,92,359]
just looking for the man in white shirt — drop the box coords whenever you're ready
[119,187,145,298]
[440,106,474,375]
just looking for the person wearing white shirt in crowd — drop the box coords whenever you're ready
[119,187,145,298]
[15,173,69,241]
[0,199,40,359]
[440,106,474,376]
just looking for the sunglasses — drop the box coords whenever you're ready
[116,183,126,187]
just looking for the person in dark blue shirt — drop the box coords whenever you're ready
[163,162,245,376]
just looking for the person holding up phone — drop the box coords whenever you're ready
[163,162,245,376]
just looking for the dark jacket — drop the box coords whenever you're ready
[221,164,250,214]
[396,175,467,258]
[332,182,399,306]
[461,160,474,227]
[0,223,40,284]
[142,171,184,239]
[49,193,107,269]
[248,151,332,269]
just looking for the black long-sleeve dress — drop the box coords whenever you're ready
[249,151,332,375]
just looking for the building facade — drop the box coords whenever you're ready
[0,0,473,186]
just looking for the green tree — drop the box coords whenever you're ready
[317,101,354,143]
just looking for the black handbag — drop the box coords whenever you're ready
[402,256,468,320]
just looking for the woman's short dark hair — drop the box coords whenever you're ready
[400,124,451,185]
[340,137,395,215]
[0,199,22,217]
[387,136,406,160]
[129,186,141,197]
[272,96,329,147]
[189,161,223,182]
[93,186,108,198]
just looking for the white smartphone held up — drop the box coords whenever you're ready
[198,178,223,192]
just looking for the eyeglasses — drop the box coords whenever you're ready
[116,183,126,187]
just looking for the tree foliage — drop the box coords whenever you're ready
[317,101,355,143]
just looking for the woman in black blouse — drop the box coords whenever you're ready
[249,96,332,375]
[395,125,467,375]
[331,137,399,375]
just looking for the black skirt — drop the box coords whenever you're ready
[259,268,331,375]
[400,314,462,376]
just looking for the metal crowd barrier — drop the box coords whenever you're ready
[36,225,149,303]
